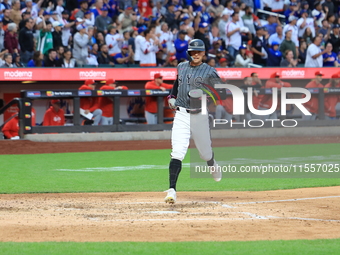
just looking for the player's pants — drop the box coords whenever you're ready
[215,105,232,122]
[171,107,213,162]
[80,109,103,125]
[101,116,114,125]
[145,111,157,124]
[258,107,278,120]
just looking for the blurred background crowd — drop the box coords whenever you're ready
[0,0,339,68]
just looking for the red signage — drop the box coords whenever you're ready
[0,68,338,81]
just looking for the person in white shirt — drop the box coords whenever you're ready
[86,46,99,66]
[21,0,43,19]
[139,28,161,67]
[60,10,75,47]
[159,23,174,54]
[305,36,327,67]
[134,26,146,64]
[223,0,234,21]
[297,9,315,38]
[105,25,124,57]
[218,9,229,42]
[225,12,242,59]
[83,11,95,27]
[283,15,299,47]
[55,0,64,16]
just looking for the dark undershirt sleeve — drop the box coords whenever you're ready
[170,75,179,98]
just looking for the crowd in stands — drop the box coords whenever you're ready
[0,0,338,68]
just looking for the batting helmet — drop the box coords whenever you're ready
[187,39,205,61]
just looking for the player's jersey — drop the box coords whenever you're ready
[175,61,221,109]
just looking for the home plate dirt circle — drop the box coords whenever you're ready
[1,186,340,242]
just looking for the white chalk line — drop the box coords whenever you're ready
[228,195,340,205]
[88,217,258,222]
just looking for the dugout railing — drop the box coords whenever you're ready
[1,87,340,138]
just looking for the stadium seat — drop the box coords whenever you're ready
[83,64,98,68]
[98,64,113,68]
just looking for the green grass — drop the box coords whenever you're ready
[0,143,339,194]
[0,239,340,255]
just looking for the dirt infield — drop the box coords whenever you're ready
[0,187,340,242]
[1,135,340,242]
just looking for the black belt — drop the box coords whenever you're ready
[176,107,201,114]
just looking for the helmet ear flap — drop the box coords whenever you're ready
[186,51,193,62]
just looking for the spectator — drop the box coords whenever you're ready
[1,53,13,67]
[223,0,234,20]
[44,48,61,67]
[174,30,188,61]
[266,42,282,67]
[96,31,105,45]
[0,20,4,52]
[52,22,63,50]
[328,24,340,54]
[83,11,95,27]
[235,45,252,67]
[324,73,340,119]
[56,46,64,60]
[251,27,266,66]
[268,25,284,46]
[105,25,123,57]
[159,23,175,54]
[118,6,137,33]
[21,0,43,19]
[207,57,216,67]
[19,18,34,63]
[218,57,228,67]
[60,11,75,48]
[90,43,99,56]
[10,0,22,26]
[166,55,178,67]
[75,0,89,19]
[153,2,166,18]
[37,19,53,55]
[90,0,104,18]
[55,0,64,16]
[305,36,327,67]
[259,72,291,120]
[218,9,229,43]
[27,51,44,67]
[279,30,297,60]
[60,49,77,68]
[140,28,160,67]
[323,42,337,67]
[86,46,99,66]
[284,2,298,23]
[12,53,24,67]
[165,3,178,30]
[283,16,299,48]
[94,7,112,34]
[298,40,307,65]
[241,6,260,36]
[264,14,280,36]
[302,71,324,120]
[300,1,311,17]
[97,44,115,66]
[185,27,195,42]
[3,9,14,27]
[280,50,297,67]
[319,19,331,41]
[133,27,146,64]
[194,22,210,52]
[312,1,327,28]
[4,23,19,54]
[73,24,93,66]
[79,80,102,125]
[323,0,334,16]
[98,79,128,125]
[225,12,241,59]
[297,10,315,39]
[43,100,65,126]
[302,27,313,47]
[19,11,32,31]
[114,45,133,65]
[144,73,173,124]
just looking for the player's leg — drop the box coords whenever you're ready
[101,116,109,125]
[165,110,191,203]
[191,113,221,182]
[92,109,103,125]
[145,111,157,124]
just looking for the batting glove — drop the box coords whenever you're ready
[168,98,176,109]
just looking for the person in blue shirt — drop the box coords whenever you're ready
[265,41,282,67]
[174,30,188,61]
[113,45,132,65]
[323,42,337,67]
[264,15,280,36]
[284,2,298,23]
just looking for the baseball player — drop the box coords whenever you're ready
[303,71,324,120]
[43,99,65,126]
[98,79,128,125]
[79,79,102,125]
[324,73,340,119]
[164,39,222,204]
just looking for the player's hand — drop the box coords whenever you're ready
[168,98,176,109]
[11,136,20,140]
[84,110,90,114]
